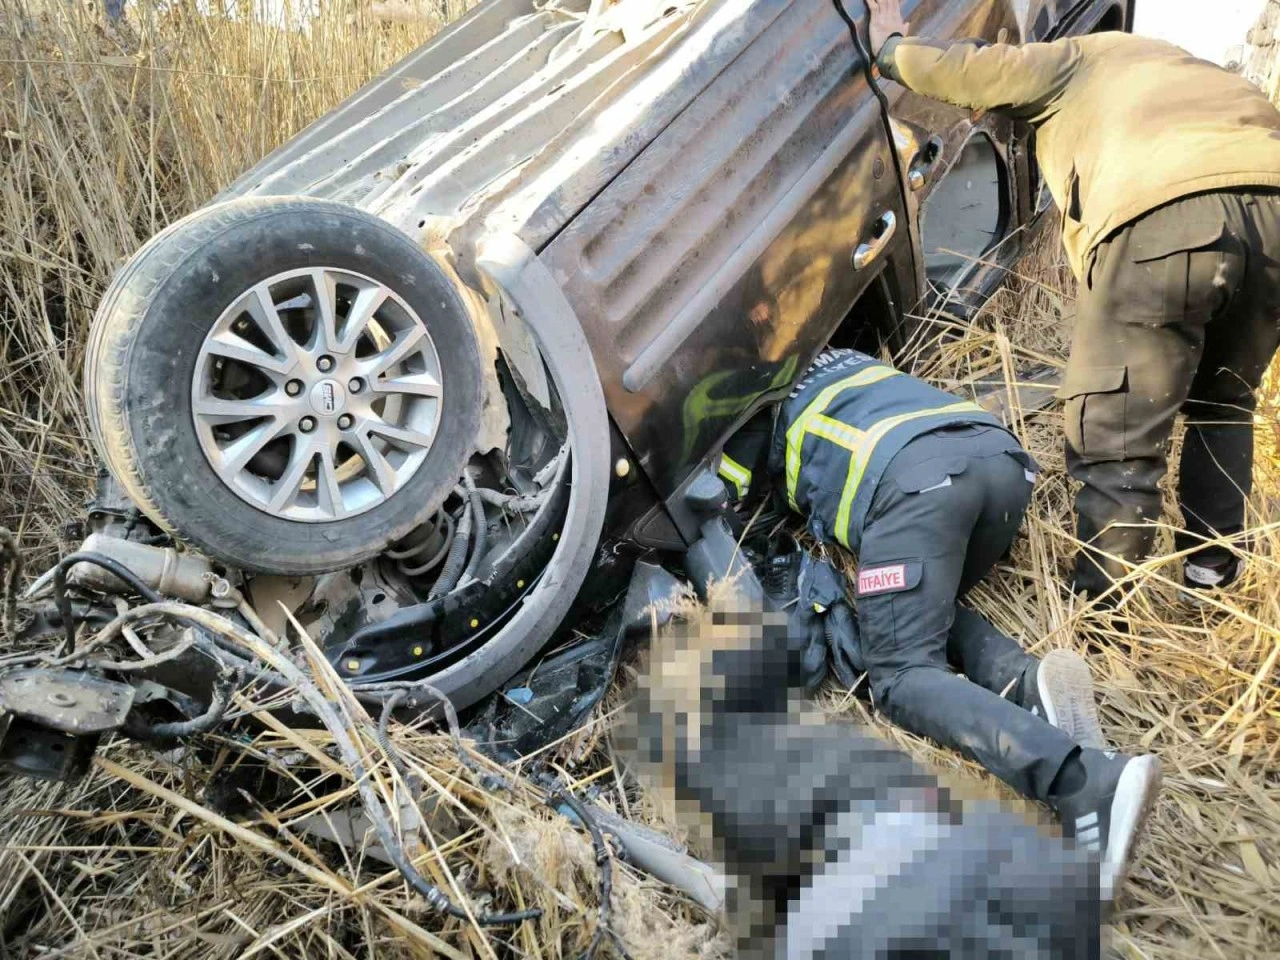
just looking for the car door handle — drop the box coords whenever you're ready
[853,211,897,270]
[908,135,945,191]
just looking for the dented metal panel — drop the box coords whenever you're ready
[466,0,795,252]
[541,0,906,492]
[267,16,586,202]
[374,14,684,237]
[230,0,720,248]
[222,0,910,497]
[222,0,546,195]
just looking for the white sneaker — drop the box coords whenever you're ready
[1058,751,1163,903]
[1024,649,1107,750]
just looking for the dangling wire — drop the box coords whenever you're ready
[90,600,542,927]
[829,0,911,196]
[460,473,487,585]
[51,552,164,655]
[429,486,474,599]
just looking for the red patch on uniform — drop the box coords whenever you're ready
[858,564,908,596]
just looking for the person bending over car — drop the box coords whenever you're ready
[727,348,1160,901]
[868,0,1280,599]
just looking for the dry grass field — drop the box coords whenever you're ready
[0,2,1277,958]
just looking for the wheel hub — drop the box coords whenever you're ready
[309,379,347,416]
[191,267,445,523]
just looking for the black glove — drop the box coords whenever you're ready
[788,554,865,694]
[825,599,864,689]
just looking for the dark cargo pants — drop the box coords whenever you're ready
[856,425,1078,802]
[1064,190,1280,595]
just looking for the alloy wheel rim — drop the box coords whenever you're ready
[191,267,444,522]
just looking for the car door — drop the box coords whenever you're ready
[875,0,1073,306]
[542,0,913,503]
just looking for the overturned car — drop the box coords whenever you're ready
[5,0,1128,773]
[0,0,1133,944]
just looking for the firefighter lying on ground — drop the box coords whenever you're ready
[720,349,1161,902]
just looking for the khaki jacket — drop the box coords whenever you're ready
[879,32,1280,278]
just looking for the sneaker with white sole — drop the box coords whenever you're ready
[1022,649,1107,750]
[1180,556,1241,608]
[1055,750,1162,903]
[1184,556,1240,589]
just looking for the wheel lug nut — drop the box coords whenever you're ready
[299,416,316,433]
[348,377,364,394]
[285,379,303,396]
[337,414,354,430]
[316,355,334,373]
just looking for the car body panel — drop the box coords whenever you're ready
[221,0,1127,519]
[220,0,552,198]
[542,0,908,494]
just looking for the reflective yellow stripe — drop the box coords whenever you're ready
[718,453,752,498]
[807,415,864,452]
[832,401,985,547]
[785,366,901,507]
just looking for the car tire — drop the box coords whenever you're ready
[85,196,483,575]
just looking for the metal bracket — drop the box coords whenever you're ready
[0,668,135,782]
[0,668,135,734]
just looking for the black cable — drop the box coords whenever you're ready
[546,783,614,960]
[429,486,472,599]
[51,551,164,654]
[363,679,500,788]
[376,689,412,778]
[830,0,912,207]
[426,877,543,925]
[124,668,237,740]
[372,791,542,925]
[460,473,487,585]
[368,682,624,939]
[349,688,542,925]
[474,487,549,512]
[100,601,541,928]
[368,684,542,924]
[75,603,289,691]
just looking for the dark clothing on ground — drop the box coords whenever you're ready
[622,613,1099,960]
[857,423,1076,801]
[1064,190,1280,594]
